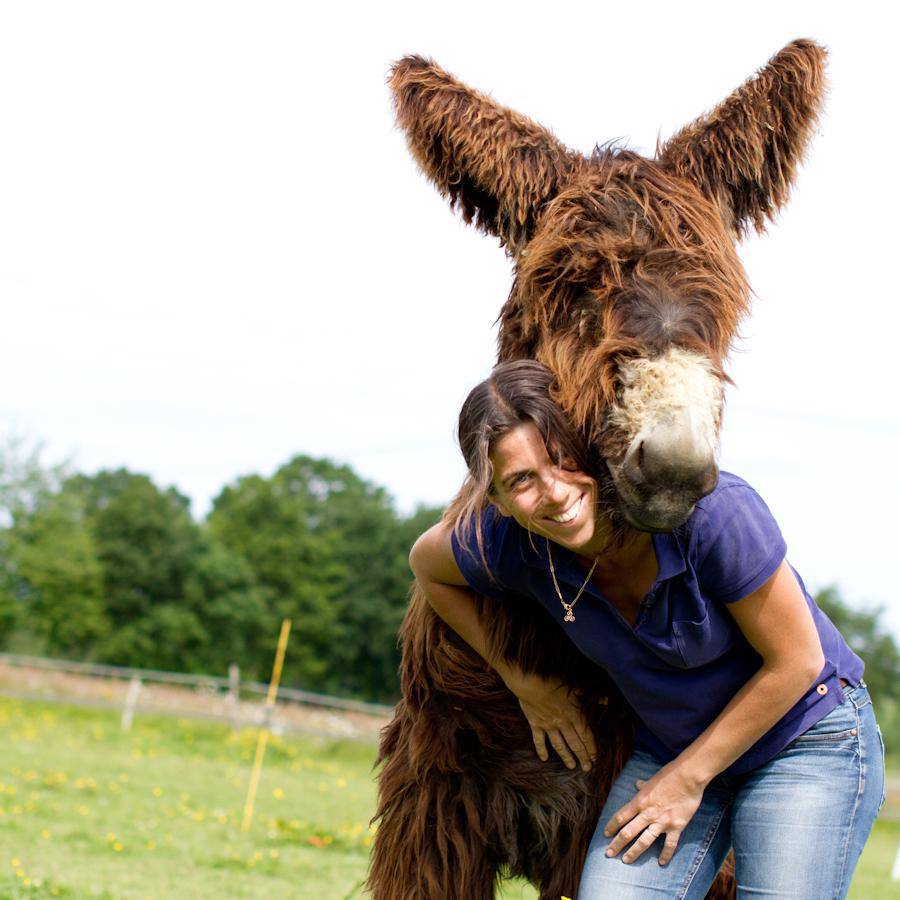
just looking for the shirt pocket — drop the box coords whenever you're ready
[672,611,735,668]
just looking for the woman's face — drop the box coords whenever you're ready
[490,421,600,553]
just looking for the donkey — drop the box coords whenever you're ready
[368,40,826,900]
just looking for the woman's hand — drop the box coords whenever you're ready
[504,670,597,772]
[602,761,708,865]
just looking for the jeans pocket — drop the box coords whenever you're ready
[792,703,858,744]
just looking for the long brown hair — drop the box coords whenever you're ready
[451,359,597,572]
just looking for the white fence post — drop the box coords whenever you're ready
[227,663,240,727]
[121,676,142,731]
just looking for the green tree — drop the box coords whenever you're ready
[62,469,207,668]
[813,586,900,708]
[814,586,900,759]
[182,535,271,674]
[329,501,443,702]
[207,455,442,699]
[0,436,69,644]
[208,463,349,688]
[7,490,109,655]
[0,436,64,520]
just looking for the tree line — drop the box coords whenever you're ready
[2,437,899,755]
[0,439,440,703]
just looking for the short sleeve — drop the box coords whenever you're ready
[449,504,512,600]
[692,483,787,604]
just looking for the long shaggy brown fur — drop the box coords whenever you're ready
[388,55,583,255]
[659,40,827,237]
[371,40,826,899]
[504,150,747,441]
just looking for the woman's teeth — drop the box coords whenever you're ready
[547,494,583,524]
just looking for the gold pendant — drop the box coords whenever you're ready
[548,538,595,627]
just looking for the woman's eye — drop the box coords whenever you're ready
[512,473,531,489]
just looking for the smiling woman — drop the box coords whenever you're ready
[408,359,885,899]
[492,425,598,544]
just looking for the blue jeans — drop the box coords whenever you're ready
[578,681,886,899]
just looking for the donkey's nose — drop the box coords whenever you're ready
[624,414,718,498]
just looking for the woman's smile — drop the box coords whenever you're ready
[543,492,586,525]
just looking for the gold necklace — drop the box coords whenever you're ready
[546,538,599,623]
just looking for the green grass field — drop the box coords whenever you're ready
[0,697,898,898]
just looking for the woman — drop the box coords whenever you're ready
[409,359,885,899]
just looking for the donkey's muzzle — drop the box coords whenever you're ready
[614,416,719,531]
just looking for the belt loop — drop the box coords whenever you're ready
[846,680,865,710]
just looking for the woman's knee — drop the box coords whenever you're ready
[578,752,732,899]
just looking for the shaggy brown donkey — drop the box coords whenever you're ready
[368,40,826,900]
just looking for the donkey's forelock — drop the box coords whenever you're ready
[501,150,748,396]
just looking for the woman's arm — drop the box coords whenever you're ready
[409,521,598,771]
[603,559,824,865]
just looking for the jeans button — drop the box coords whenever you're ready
[816,684,828,695]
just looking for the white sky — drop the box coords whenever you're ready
[2,3,899,635]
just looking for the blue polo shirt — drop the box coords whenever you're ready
[450,471,864,777]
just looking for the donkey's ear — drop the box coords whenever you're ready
[389,55,579,254]
[659,39,827,237]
